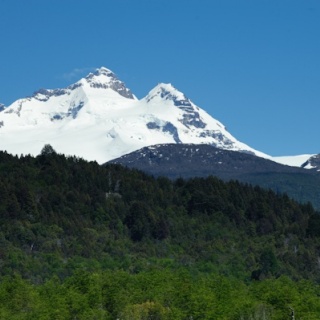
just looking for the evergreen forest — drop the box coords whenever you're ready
[1,146,320,319]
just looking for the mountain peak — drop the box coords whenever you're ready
[156,82,176,91]
[90,66,115,78]
[154,83,181,96]
[83,67,135,99]
[0,103,6,112]
[145,83,189,105]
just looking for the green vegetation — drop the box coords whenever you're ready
[1,271,320,319]
[1,146,320,318]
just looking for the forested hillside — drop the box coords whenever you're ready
[1,146,320,319]
[109,144,320,210]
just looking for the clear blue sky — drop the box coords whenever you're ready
[1,0,319,156]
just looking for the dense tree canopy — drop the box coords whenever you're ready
[1,148,320,318]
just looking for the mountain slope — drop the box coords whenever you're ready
[108,143,308,177]
[109,143,320,209]
[0,67,268,163]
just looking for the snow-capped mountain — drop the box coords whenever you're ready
[0,67,269,163]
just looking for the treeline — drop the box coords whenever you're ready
[1,146,320,317]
